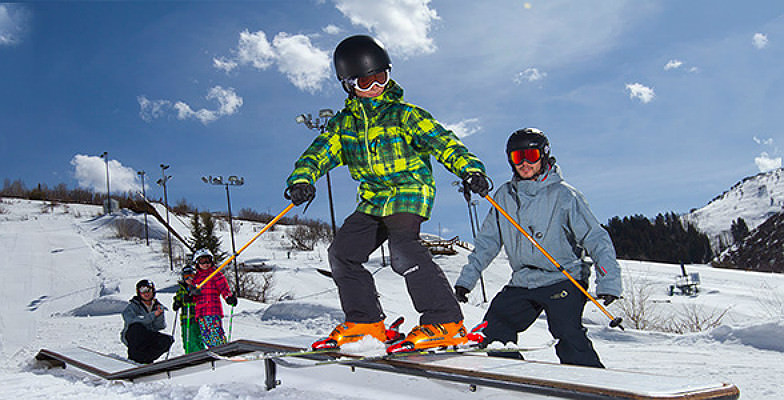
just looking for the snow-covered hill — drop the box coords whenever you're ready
[683,168,784,249]
[1,197,783,399]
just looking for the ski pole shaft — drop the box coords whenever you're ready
[228,306,234,342]
[197,203,295,289]
[166,309,179,360]
[483,195,624,330]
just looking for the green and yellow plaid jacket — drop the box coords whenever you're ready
[286,80,485,219]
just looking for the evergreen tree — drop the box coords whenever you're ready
[605,212,713,263]
[730,217,750,244]
[189,210,225,262]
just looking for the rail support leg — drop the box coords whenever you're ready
[264,358,280,390]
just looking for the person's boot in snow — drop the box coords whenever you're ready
[386,321,468,354]
[311,321,387,350]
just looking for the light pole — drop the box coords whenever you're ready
[202,175,244,295]
[100,152,111,214]
[137,170,149,246]
[296,109,337,236]
[157,164,173,271]
[453,180,487,302]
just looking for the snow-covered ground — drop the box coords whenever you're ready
[1,198,782,399]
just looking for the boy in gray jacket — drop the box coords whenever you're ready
[120,279,174,363]
[455,128,621,368]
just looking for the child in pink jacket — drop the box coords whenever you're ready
[191,249,237,348]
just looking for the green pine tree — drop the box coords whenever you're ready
[189,210,225,263]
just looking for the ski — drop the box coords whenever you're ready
[207,347,339,363]
[209,340,556,367]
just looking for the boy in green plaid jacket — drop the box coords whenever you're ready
[285,35,490,354]
[172,265,204,354]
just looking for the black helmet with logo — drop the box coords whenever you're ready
[505,128,554,172]
[334,35,391,94]
[136,279,155,295]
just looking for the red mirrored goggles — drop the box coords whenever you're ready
[509,148,543,165]
[350,70,390,92]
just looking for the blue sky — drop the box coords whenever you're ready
[1,1,783,241]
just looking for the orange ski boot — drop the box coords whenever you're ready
[386,321,468,354]
[311,321,387,350]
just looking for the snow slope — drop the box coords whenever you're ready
[1,198,783,399]
[683,167,784,248]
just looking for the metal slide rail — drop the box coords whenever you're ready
[36,339,740,400]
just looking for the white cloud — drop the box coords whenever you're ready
[272,33,332,93]
[0,4,29,46]
[753,136,774,146]
[625,83,655,104]
[137,96,172,122]
[174,86,243,125]
[664,59,682,70]
[514,67,547,83]
[752,33,768,49]
[215,30,331,92]
[138,86,243,125]
[334,0,439,57]
[444,118,481,138]
[755,152,781,172]
[234,30,277,70]
[323,24,342,35]
[70,154,142,194]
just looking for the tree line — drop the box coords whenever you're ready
[603,212,714,264]
[1,178,332,231]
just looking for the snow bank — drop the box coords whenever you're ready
[64,296,128,317]
[707,320,784,352]
[260,302,344,322]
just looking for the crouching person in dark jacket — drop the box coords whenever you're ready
[120,279,174,364]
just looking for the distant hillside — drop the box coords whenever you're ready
[715,211,784,273]
[683,168,784,250]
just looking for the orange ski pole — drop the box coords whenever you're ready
[483,195,624,330]
[197,203,295,289]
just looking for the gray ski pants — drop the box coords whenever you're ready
[328,211,463,325]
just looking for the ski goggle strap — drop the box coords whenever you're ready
[346,70,390,92]
[509,148,543,165]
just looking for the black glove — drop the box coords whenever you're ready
[284,182,316,206]
[454,286,470,303]
[596,294,618,306]
[172,299,182,311]
[463,172,490,197]
[183,293,193,303]
[226,294,238,306]
[187,286,201,297]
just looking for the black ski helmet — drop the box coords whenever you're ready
[181,265,196,277]
[333,35,391,94]
[136,279,155,295]
[506,128,553,170]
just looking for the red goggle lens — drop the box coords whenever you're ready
[509,148,542,165]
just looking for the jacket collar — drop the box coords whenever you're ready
[345,80,404,119]
[510,164,563,195]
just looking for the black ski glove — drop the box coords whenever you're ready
[454,286,470,303]
[596,294,618,306]
[187,286,201,297]
[226,294,238,307]
[463,172,490,197]
[284,182,316,206]
[172,299,182,311]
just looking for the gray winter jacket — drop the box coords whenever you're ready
[455,165,622,297]
[120,296,167,345]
